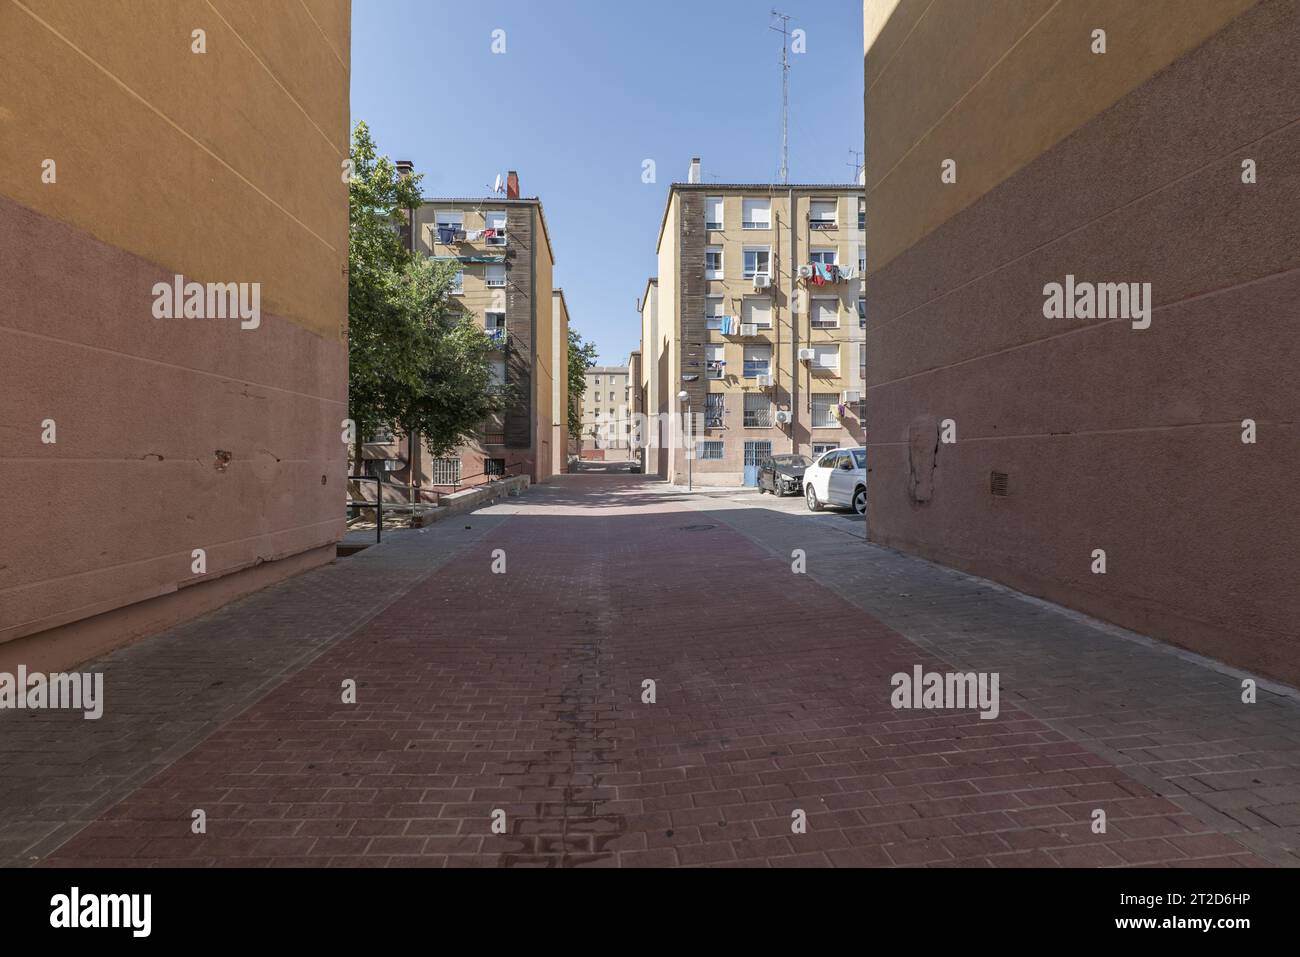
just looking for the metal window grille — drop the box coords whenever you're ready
[431,458,462,485]
[743,394,772,427]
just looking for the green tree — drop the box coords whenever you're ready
[346,121,506,486]
[567,327,598,442]
[392,254,507,461]
[347,121,425,453]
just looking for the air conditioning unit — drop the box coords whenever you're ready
[755,374,774,388]
[774,409,792,425]
[739,322,757,336]
[797,348,815,362]
[797,265,814,279]
[753,274,772,290]
[841,390,862,403]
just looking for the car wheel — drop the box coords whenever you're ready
[806,484,823,512]
[853,486,867,516]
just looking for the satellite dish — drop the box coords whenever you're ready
[493,174,504,194]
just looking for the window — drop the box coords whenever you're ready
[809,248,837,267]
[857,297,866,323]
[486,311,506,345]
[705,196,724,230]
[743,393,772,427]
[705,393,725,428]
[812,442,837,457]
[706,343,725,379]
[742,297,772,328]
[858,247,867,274]
[489,358,507,389]
[811,299,839,329]
[435,210,464,230]
[706,295,726,330]
[594,376,601,384]
[698,441,724,461]
[485,264,506,287]
[744,441,772,467]
[812,344,840,374]
[431,457,462,485]
[609,391,615,401]
[705,247,723,280]
[485,210,507,246]
[858,201,866,231]
[811,394,838,428]
[859,343,867,379]
[742,198,771,230]
[484,457,505,477]
[743,247,770,279]
[852,449,866,469]
[451,270,464,295]
[810,200,837,229]
[743,343,771,378]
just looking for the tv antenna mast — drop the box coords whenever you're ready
[847,149,865,184]
[770,10,792,183]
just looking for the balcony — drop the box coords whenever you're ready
[487,328,508,347]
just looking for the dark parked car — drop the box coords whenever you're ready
[757,454,812,497]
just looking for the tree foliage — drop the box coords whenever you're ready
[567,327,599,441]
[347,121,505,466]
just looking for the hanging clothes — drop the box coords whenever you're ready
[465,229,484,241]
[482,228,498,240]
[437,226,456,244]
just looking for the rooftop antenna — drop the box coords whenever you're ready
[769,10,792,184]
[846,148,865,184]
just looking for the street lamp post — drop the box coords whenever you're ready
[677,390,692,492]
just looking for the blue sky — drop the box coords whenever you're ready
[351,1,865,364]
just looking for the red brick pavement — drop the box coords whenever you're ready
[44,475,1264,867]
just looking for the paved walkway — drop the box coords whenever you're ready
[3,475,1296,866]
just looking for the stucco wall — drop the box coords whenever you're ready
[863,0,1299,683]
[0,1,351,669]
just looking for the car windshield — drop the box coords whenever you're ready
[772,455,811,466]
[852,450,866,468]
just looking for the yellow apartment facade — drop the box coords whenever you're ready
[648,161,866,485]
[369,170,566,488]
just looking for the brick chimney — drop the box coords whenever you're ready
[395,159,414,179]
[506,170,520,199]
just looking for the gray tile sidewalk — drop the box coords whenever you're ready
[0,515,509,867]
[695,497,1300,866]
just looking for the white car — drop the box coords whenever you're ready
[804,447,867,515]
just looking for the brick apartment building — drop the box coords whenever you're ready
[645,159,866,485]
[862,0,1298,684]
[581,365,632,450]
[366,170,568,488]
[0,1,351,673]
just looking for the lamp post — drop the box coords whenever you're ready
[677,390,692,492]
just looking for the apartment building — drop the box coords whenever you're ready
[863,0,1297,683]
[0,2,351,673]
[373,170,566,487]
[638,278,671,477]
[581,365,632,450]
[551,289,571,475]
[649,159,866,485]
